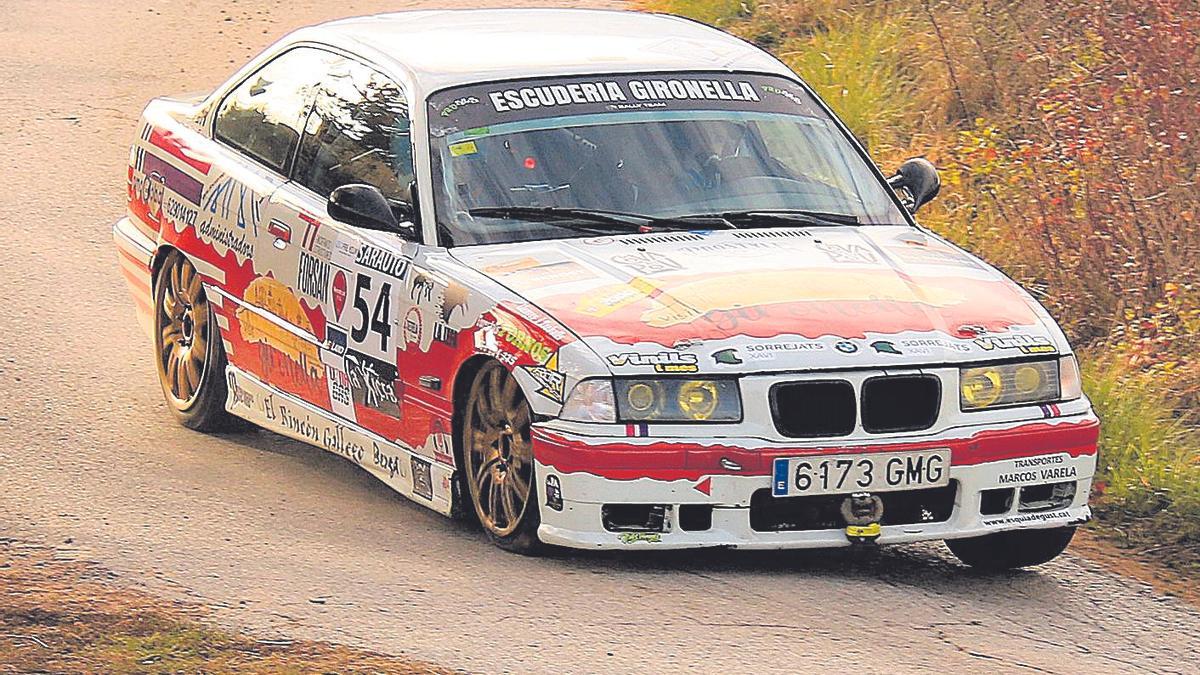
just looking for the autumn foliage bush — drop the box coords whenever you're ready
[651,0,1200,551]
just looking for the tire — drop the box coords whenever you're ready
[153,251,241,432]
[461,361,542,554]
[946,526,1076,571]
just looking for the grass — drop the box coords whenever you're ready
[648,0,745,26]
[776,13,925,152]
[1083,355,1200,572]
[0,540,447,674]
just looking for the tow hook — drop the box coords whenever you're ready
[841,492,884,545]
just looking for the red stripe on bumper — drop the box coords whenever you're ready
[120,265,151,293]
[117,246,151,271]
[534,419,1099,481]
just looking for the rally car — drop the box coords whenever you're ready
[113,9,1099,567]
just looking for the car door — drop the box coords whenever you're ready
[268,55,419,442]
[205,46,343,391]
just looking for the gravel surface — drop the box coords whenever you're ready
[0,1,1197,673]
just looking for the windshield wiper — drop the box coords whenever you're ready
[467,206,735,233]
[687,209,861,227]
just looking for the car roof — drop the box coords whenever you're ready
[297,9,792,93]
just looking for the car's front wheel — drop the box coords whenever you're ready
[153,251,239,431]
[462,361,541,554]
[946,526,1076,571]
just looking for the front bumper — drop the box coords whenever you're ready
[533,414,1099,550]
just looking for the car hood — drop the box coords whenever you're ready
[450,226,1067,374]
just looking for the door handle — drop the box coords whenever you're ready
[268,219,291,249]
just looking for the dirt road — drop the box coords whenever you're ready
[0,1,1197,672]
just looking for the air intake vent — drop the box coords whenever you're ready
[731,230,813,239]
[618,233,705,245]
[770,380,855,438]
[861,375,941,433]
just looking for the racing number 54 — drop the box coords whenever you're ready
[350,274,392,354]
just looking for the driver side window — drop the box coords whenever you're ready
[292,59,415,202]
[213,47,338,174]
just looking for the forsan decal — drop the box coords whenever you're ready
[297,251,331,303]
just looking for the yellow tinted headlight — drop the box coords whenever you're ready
[960,360,1060,411]
[626,382,659,414]
[961,368,1003,409]
[678,380,719,420]
[613,379,741,422]
[1013,365,1043,394]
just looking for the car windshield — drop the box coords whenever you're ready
[426,72,910,246]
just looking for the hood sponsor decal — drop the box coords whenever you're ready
[975,334,1056,355]
[712,348,743,365]
[899,337,972,354]
[607,350,699,373]
[743,341,824,358]
[611,250,683,276]
[870,340,901,355]
[816,241,877,265]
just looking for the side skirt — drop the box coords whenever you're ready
[223,365,455,517]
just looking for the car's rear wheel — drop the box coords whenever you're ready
[462,361,541,553]
[946,526,1076,571]
[154,251,239,431]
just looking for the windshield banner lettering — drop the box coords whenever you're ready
[430,72,821,135]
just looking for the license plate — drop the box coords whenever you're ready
[772,449,951,497]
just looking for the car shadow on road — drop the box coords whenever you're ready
[533,540,1079,608]
[222,426,1075,602]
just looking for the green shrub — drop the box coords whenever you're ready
[1084,355,1200,521]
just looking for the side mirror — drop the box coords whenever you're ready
[887,158,941,213]
[328,184,415,237]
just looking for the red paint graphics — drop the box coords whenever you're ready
[534,419,1099,482]
[534,271,1039,345]
[148,127,213,174]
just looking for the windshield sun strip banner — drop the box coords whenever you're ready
[428,72,824,137]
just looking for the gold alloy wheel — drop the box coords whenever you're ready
[464,364,534,538]
[155,258,211,409]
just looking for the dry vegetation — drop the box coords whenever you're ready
[650,0,1199,570]
[0,539,446,674]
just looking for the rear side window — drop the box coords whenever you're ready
[214,48,340,173]
[293,59,414,201]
